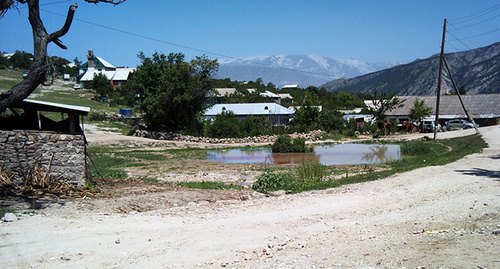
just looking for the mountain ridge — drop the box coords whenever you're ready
[322,42,500,96]
[216,55,399,88]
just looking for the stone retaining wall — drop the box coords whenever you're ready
[0,130,87,186]
[133,130,324,144]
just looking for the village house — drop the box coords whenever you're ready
[386,94,500,126]
[204,103,295,125]
[79,50,134,89]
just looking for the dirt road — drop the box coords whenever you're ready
[1,126,499,268]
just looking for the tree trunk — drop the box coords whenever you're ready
[0,1,77,113]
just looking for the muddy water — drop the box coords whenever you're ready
[206,144,400,165]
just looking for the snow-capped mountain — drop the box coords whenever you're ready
[216,55,399,88]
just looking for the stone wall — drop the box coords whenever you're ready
[0,130,87,186]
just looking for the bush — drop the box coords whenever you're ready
[206,111,241,138]
[252,172,297,192]
[400,141,434,156]
[88,111,108,121]
[272,135,294,153]
[296,162,326,183]
[272,135,313,153]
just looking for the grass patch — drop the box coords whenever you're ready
[0,207,15,218]
[176,181,242,190]
[253,134,486,193]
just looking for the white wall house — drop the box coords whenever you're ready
[204,103,295,125]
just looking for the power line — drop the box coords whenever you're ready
[450,14,500,30]
[451,3,500,24]
[446,31,473,50]
[40,8,340,79]
[448,24,479,48]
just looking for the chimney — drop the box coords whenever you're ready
[87,50,95,68]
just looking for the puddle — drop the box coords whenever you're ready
[206,144,400,165]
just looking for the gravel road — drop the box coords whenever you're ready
[1,126,499,268]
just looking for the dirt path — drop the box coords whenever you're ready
[1,126,499,268]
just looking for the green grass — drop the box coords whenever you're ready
[0,69,23,91]
[0,207,15,218]
[176,181,242,190]
[253,134,487,193]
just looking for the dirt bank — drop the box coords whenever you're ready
[1,126,498,268]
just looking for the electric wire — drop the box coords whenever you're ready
[448,24,480,48]
[450,14,500,30]
[446,31,473,51]
[40,8,341,79]
[450,3,500,24]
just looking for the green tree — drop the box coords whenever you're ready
[131,52,218,134]
[206,111,241,138]
[90,73,113,99]
[317,110,345,133]
[409,98,432,122]
[290,92,320,133]
[367,89,404,134]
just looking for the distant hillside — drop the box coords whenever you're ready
[216,55,398,88]
[322,42,500,96]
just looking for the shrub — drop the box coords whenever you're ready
[252,172,297,192]
[206,111,241,138]
[88,111,108,121]
[400,141,434,156]
[296,162,326,183]
[292,137,313,153]
[272,135,294,153]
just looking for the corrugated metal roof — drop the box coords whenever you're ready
[22,99,90,115]
[260,91,280,98]
[80,68,133,82]
[386,94,500,118]
[205,103,295,116]
[95,56,116,69]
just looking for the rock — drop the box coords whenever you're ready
[186,202,197,206]
[270,190,287,196]
[198,201,209,205]
[129,211,138,215]
[2,213,18,222]
[115,239,121,244]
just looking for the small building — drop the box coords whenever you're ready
[0,99,90,186]
[79,50,134,89]
[386,94,500,126]
[282,84,299,90]
[204,103,295,125]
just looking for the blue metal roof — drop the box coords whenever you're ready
[205,103,294,116]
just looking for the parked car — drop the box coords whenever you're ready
[420,120,443,133]
[446,119,477,130]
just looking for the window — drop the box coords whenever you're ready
[264,106,269,110]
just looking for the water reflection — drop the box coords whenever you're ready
[206,144,400,166]
[361,145,390,163]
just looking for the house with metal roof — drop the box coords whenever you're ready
[79,50,134,89]
[204,103,295,125]
[385,94,500,126]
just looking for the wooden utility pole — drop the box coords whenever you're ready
[443,57,478,133]
[434,19,447,140]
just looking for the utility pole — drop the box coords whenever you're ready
[434,18,447,140]
[443,57,478,133]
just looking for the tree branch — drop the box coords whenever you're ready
[48,3,78,47]
[84,0,126,5]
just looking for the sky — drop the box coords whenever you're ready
[1,0,499,68]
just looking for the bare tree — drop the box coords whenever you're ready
[0,0,125,113]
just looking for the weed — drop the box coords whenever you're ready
[296,162,326,183]
[0,207,15,218]
[252,172,297,192]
